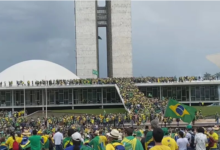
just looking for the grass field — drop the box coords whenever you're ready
[51,108,126,115]
[193,106,220,117]
[50,106,220,117]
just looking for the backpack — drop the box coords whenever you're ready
[208,136,215,148]
[189,133,195,148]
[115,145,125,150]
[12,140,20,150]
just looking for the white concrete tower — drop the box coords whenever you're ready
[75,0,132,78]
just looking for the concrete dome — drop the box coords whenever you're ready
[0,60,79,85]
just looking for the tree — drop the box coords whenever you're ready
[203,72,211,80]
[215,72,220,79]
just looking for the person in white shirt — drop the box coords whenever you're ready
[194,127,208,150]
[177,131,189,150]
[53,128,64,150]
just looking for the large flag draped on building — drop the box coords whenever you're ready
[164,99,197,123]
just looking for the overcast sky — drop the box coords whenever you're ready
[0,1,220,78]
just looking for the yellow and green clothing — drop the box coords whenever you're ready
[84,139,90,145]
[162,136,178,150]
[121,136,144,150]
[209,132,219,148]
[42,135,49,149]
[89,136,105,150]
[106,140,123,150]
[150,145,171,150]
[5,136,14,149]
[63,137,73,149]
[145,131,155,149]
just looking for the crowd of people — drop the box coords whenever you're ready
[0,75,219,87]
[0,115,219,150]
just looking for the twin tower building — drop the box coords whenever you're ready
[74,0,133,78]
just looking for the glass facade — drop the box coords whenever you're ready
[0,91,12,106]
[0,85,218,108]
[139,87,160,98]
[14,90,42,106]
[162,86,189,101]
[191,85,218,101]
[103,87,120,103]
[138,85,219,102]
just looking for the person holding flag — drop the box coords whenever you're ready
[164,99,197,124]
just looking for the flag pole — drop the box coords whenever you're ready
[23,76,26,117]
[45,76,47,119]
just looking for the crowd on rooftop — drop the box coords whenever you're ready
[0,75,220,87]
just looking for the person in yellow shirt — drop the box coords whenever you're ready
[208,128,219,150]
[151,128,171,150]
[16,132,23,144]
[162,128,178,150]
[6,132,16,149]
[106,129,124,150]
[99,130,107,147]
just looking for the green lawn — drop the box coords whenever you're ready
[51,108,126,115]
[193,106,220,117]
[51,106,220,117]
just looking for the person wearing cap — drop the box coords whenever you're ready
[63,129,75,149]
[185,125,192,142]
[65,132,92,150]
[121,128,144,150]
[84,134,90,146]
[150,128,171,150]
[106,129,124,150]
[89,130,105,150]
[162,128,178,150]
[145,119,159,149]
[208,127,219,150]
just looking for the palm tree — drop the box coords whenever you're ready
[203,72,211,80]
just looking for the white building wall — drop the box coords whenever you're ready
[75,1,98,79]
[109,0,133,77]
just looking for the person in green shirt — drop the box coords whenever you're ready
[29,129,42,150]
[121,128,144,150]
[63,128,75,149]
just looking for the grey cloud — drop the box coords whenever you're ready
[1,1,220,78]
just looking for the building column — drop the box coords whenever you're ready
[189,86,191,106]
[218,85,220,105]
[72,89,74,109]
[101,88,103,109]
[159,86,162,100]
[12,90,14,113]
[42,89,44,112]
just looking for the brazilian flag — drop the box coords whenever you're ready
[42,135,49,149]
[164,99,196,123]
[20,137,31,150]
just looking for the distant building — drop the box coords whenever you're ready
[74,0,133,78]
[0,60,219,112]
